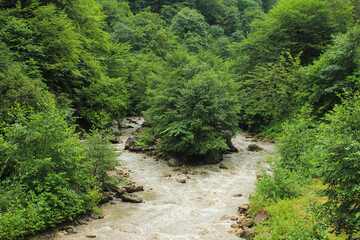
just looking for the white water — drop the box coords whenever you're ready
[56,118,275,240]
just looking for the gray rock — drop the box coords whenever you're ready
[161,173,172,178]
[243,228,257,238]
[91,213,104,219]
[221,215,230,220]
[219,163,228,169]
[233,193,243,197]
[176,178,187,184]
[115,187,126,198]
[231,223,240,228]
[85,234,97,238]
[120,193,143,203]
[246,144,263,152]
[63,226,78,233]
[168,158,182,167]
[238,204,250,213]
[122,185,144,193]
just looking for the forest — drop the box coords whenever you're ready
[0,0,360,239]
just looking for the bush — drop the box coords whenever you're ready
[255,162,304,202]
[253,198,326,240]
[0,99,108,238]
[84,129,119,184]
[277,105,318,177]
[134,128,156,148]
[314,93,360,234]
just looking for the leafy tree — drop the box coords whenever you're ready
[160,3,186,24]
[238,52,304,129]
[234,0,347,72]
[315,93,360,234]
[0,64,45,123]
[112,10,175,57]
[146,70,239,162]
[0,99,98,238]
[260,0,279,12]
[31,4,83,93]
[98,0,132,33]
[84,129,119,184]
[171,7,209,39]
[208,25,225,38]
[188,0,226,25]
[127,52,165,113]
[77,76,129,129]
[305,23,360,115]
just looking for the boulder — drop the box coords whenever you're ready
[238,204,250,213]
[243,228,257,238]
[246,144,263,152]
[124,135,137,150]
[98,191,113,204]
[168,158,182,167]
[122,185,144,193]
[161,173,172,178]
[219,163,228,169]
[221,215,230,220]
[63,226,78,233]
[91,212,104,219]
[120,193,143,203]
[115,187,126,198]
[244,220,254,228]
[234,229,244,238]
[85,234,97,238]
[176,178,187,184]
[231,223,240,228]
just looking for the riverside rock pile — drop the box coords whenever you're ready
[225,204,269,239]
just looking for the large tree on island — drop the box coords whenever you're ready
[146,70,239,163]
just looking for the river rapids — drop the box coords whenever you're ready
[55,117,275,240]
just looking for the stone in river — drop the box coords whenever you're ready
[120,193,143,203]
[246,144,263,152]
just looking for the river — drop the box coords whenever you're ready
[55,118,275,240]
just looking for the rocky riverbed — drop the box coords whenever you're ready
[53,117,275,240]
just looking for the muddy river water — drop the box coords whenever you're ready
[56,118,275,240]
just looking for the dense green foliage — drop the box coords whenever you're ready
[146,69,239,162]
[1,0,360,237]
[0,100,115,239]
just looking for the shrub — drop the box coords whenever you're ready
[315,93,360,234]
[0,100,101,238]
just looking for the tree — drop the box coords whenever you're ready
[0,99,98,238]
[0,64,45,123]
[77,76,129,129]
[171,7,209,39]
[188,0,226,25]
[146,70,239,163]
[234,0,348,72]
[238,52,304,129]
[305,23,360,116]
[315,93,360,234]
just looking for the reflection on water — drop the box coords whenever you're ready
[56,118,275,240]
